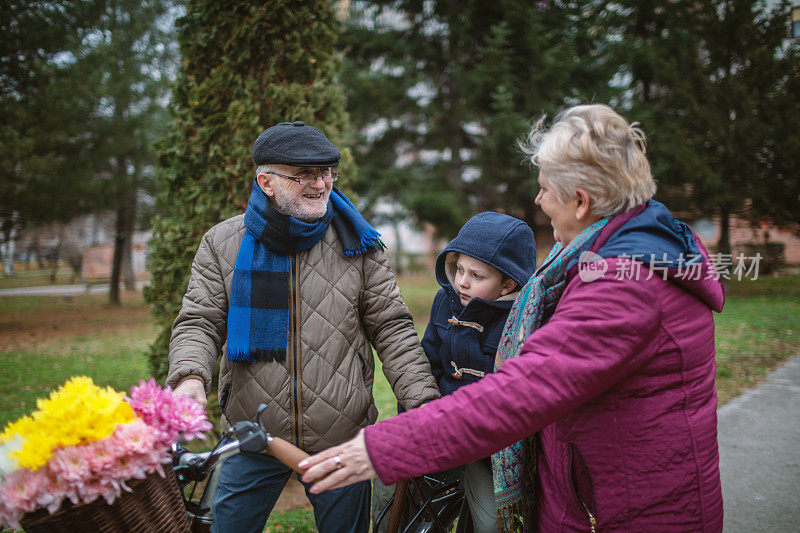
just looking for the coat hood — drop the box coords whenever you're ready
[435,212,537,295]
[570,200,724,312]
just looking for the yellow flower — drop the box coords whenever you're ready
[0,377,136,470]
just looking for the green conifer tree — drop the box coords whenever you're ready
[85,0,176,305]
[0,1,106,237]
[145,1,350,380]
[342,0,613,237]
[599,0,800,252]
[1,0,174,287]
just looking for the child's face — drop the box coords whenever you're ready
[454,254,516,305]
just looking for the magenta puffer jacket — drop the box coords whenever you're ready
[365,202,725,531]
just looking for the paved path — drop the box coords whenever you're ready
[718,355,800,532]
[0,282,147,297]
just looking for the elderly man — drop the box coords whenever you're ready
[168,121,440,533]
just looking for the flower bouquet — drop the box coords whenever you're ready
[0,377,211,532]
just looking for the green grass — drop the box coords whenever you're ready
[713,276,800,404]
[0,339,151,428]
[0,292,156,428]
[0,269,77,290]
[396,274,440,325]
[264,508,317,532]
[0,293,117,314]
[373,354,397,421]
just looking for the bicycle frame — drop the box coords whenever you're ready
[174,439,241,532]
[375,473,466,533]
[172,404,309,533]
[174,427,257,532]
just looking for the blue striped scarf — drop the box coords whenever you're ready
[491,218,609,531]
[227,181,381,363]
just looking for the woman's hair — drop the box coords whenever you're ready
[518,104,656,218]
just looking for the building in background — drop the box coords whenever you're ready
[4,214,150,282]
[694,216,800,273]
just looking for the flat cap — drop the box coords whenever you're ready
[252,121,341,167]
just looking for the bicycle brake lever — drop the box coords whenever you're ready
[256,403,269,430]
[249,405,312,474]
[231,421,268,454]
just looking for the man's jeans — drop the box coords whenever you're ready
[211,452,371,533]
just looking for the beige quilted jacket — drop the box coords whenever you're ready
[167,215,440,452]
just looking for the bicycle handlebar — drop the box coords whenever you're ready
[173,406,311,488]
[267,433,310,473]
[171,404,325,532]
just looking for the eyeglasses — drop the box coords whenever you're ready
[267,169,339,187]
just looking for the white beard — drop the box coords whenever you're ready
[270,187,330,221]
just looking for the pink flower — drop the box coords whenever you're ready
[107,452,148,482]
[0,379,216,528]
[77,477,119,505]
[0,502,24,530]
[84,438,118,476]
[49,444,92,485]
[127,378,172,427]
[111,420,158,455]
[0,468,47,515]
[29,469,66,514]
[40,467,78,511]
[169,394,213,441]
[126,379,210,447]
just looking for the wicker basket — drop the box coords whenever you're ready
[20,464,190,533]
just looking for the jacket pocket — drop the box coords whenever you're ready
[351,305,372,380]
[433,317,452,336]
[479,340,499,370]
[356,343,373,395]
[568,443,598,532]
[219,382,232,418]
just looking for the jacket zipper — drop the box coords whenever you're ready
[568,443,598,533]
[290,255,301,447]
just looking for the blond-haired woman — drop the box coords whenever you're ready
[301,104,725,532]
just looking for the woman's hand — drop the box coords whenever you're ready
[299,429,377,493]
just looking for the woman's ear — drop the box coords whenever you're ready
[257,173,275,198]
[574,188,592,221]
[499,278,517,296]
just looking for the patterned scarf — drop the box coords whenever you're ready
[227,181,381,363]
[492,218,609,532]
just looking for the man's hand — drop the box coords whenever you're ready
[173,376,207,408]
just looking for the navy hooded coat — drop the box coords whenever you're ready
[422,212,537,396]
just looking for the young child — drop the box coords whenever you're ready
[421,211,536,532]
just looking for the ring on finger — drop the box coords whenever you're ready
[333,455,344,469]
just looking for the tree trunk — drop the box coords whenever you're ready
[33,233,45,270]
[717,209,731,255]
[122,195,136,290]
[109,157,135,306]
[122,165,139,290]
[391,219,403,276]
[717,209,732,290]
[522,200,538,235]
[2,226,16,277]
[122,238,135,290]
[109,206,125,306]
[49,228,65,283]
